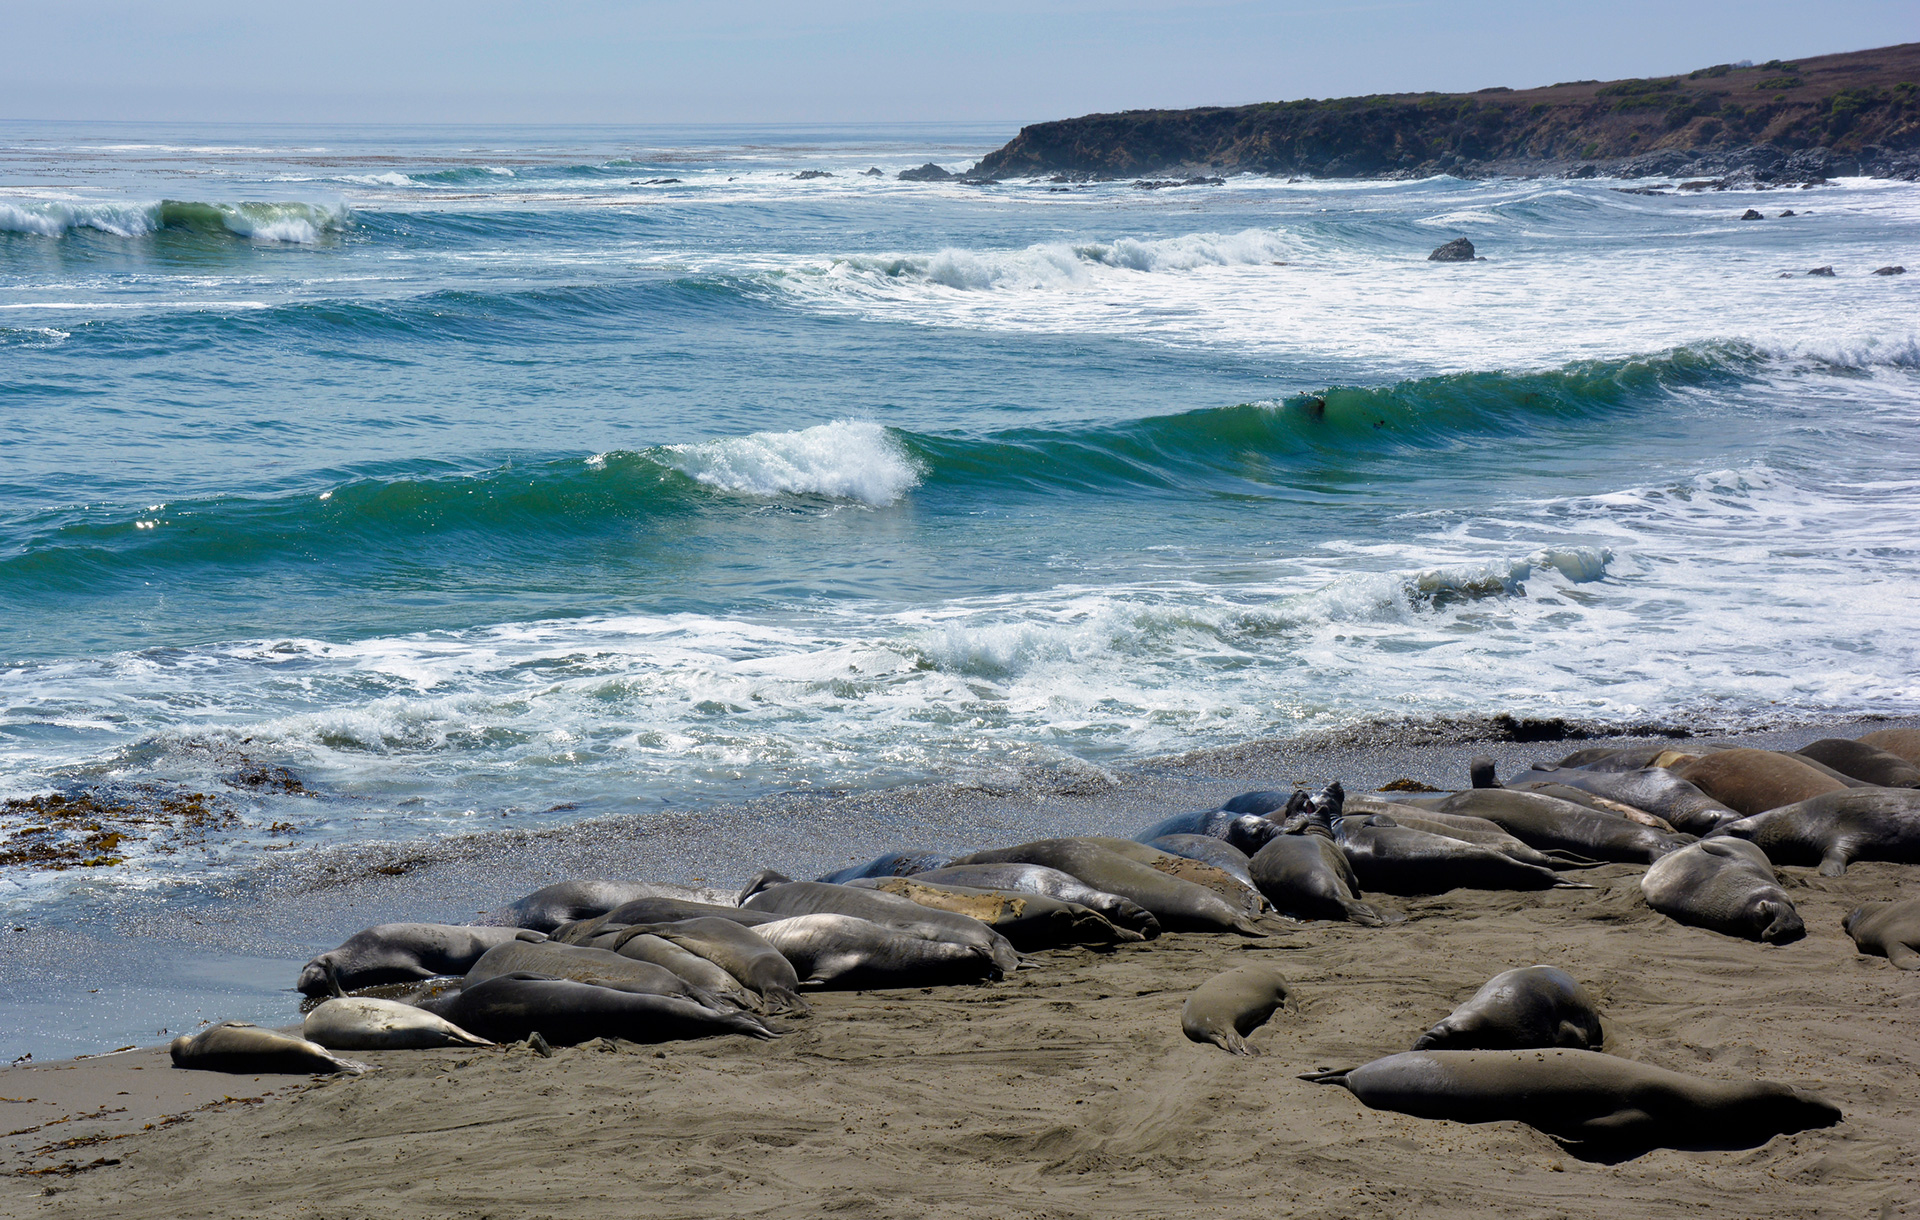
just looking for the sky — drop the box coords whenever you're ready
[1,0,1914,126]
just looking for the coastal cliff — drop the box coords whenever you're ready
[973,43,1920,181]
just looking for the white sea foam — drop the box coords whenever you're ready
[658,419,924,505]
[0,198,349,243]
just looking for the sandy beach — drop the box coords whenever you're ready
[5,719,1918,1219]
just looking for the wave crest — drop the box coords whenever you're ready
[0,199,350,244]
[658,420,924,505]
[826,227,1298,292]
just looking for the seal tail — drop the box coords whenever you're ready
[1213,1030,1256,1056]
[761,986,813,1017]
[1338,899,1401,927]
[1298,1068,1354,1086]
[1237,914,1305,938]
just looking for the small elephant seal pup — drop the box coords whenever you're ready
[299,924,548,995]
[847,877,1140,950]
[1711,787,1920,876]
[817,851,953,884]
[1413,966,1604,1052]
[753,913,1002,988]
[1641,839,1803,943]
[914,864,1161,938]
[1796,738,1920,788]
[1675,749,1846,815]
[465,940,731,1009]
[479,880,734,933]
[1303,1048,1841,1161]
[302,997,492,1051]
[171,1022,361,1074]
[615,918,812,1015]
[424,972,779,1045]
[1133,809,1283,853]
[1181,963,1289,1055]
[1844,899,1920,969]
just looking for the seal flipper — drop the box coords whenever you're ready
[1297,1067,1354,1086]
[1883,942,1920,970]
[1818,847,1851,878]
[1338,898,1399,927]
[737,869,794,903]
[1540,850,1608,869]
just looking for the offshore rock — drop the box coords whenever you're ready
[1428,237,1477,262]
[898,163,956,181]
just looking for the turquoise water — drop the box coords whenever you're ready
[3,121,1919,917]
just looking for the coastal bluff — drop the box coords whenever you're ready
[971,42,1920,182]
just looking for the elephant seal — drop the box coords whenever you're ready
[1332,814,1580,895]
[1860,728,1920,765]
[1219,790,1309,818]
[618,917,811,1014]
[480,880,734,933]
[423,972,779,1044]
[1843,899,1920,969]
[1431,789,1686,864]
[1304,1048,1841,1160]
[1413,966,1603,1052]
[847,877,1139,949]
[753,914,1002,988]
[577,930,764,1012]
[171,1022,361,1074]
[465,940,732,1009]
[302,997,492,1051]
[818,851,954,884]
[949,839,1291,935]
[1641,838,1803,942]
[1247,831,1394,925]
[739,879,1019,976]
[1712,788,1920,875]
[1506,767,1739,835]
[1675,749,1846,815]
[1146,834,1257,885]
[914,864,1161,937]
[298,924,548,995]
[1347,797,1599,870]
[1133,809,1283,853]
[553,898,777,944]
[1796,738,1920,788]
[1181,963,1289,1055]
[1078,836,1267,904]
[1553,744,1684,772]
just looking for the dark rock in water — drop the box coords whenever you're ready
[1740,208,1765,219]
[794,170,833,180]
[897,162,955,181]
[1133,176,1222,189]
[1612,187,1668,196]
[1873,265,1907,275]
[1807,266,1836,276]
[1428,237,1476,262]
[861,167,883,176]
[1778,209,1795,217]
[1679,180,1721,191]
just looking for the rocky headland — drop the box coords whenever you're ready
[969,42,1920,183]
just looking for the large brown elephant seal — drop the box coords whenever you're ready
[1859,728,1920,765]
[422,973,780,1044]
[914,864,1161,937]
[479,880,734,932]
[298,924,548,995]
[465,940,733,1009]
[1181,963,1289,1055]
[1247,830,1395,925]
[847,877,1139,949]
[752,914,1002,988]
[1796,738,1920,788]
[739,878,1020,975]
[1843,899,1920,969]
[616,917,812,1014]
[1429,789,1686,864]
[1303,1048,1841,1161]
[1641,838,1803,942]
[170,1022,361,1074]
[302,997,492,1051]
[949,839,1291,935]
[1412,966,1603,1052]
[1710,788,1920,875]
[1675,749,1846,815]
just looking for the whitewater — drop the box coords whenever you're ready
[2,121,1917,957]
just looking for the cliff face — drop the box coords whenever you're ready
[973,44,1920,180]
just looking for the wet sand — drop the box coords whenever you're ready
[3,718,1918,1217]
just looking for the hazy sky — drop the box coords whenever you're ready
[4,0,1914,126]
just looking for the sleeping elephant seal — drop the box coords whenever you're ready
[1146,834,1257,886]
[1859,728,1920,766]
[1413,966,1603,1052]
[1795,738,1920,788]
[1181,963,1289,1055]
[914,864,1161,938]
[575,930,765,1012]
[1506,767,1739,835]
[1303,1048,1841,1161]
[1219,790,1309,818]
[424,973,779,1045]
[739,879,1020,976]
[303,997,492,1051]
[1674,749,1846,815]
[753,914,1002,988]
[1430,789,1687,864]
[1133,809,1283,853]
[949,839,1292,935]
[618,917,812,1014]
[479,880,734,933]
[1641,839,1803,942]
[847,876,1140,949]
[1247,831,1395,926]
[1710,788,1920,875]
[1334,815,1580,895]
[465,940,732,1009]
[1843,899,1920,969]
[818,851,953,884]
[298,924,548,996]
[1347,797,1599,870]
[171,1022,361,1074]
[1078,836,1267,904]
[554,898,777,944]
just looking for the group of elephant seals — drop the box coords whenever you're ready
[298,924,548,995]
[1844,898,1920,969]
[421,973,781,1045]
[1181,963,1289,1055]
[303,997,492,1051]
[1304,1048,1841,1161]
[1641,838,1804,942]
[1247,828,1395,926]
[1413,966,1604,1052]
[848,876,1139,950]
[171,1022,362,1074]
[620,917,812,1014]
[740,878,1021,976]
[1797,738,1920,788]
[914,863,1161,936]
[949,839,1290,936]
[1712,788,1920,876]
[1426,789,1686,865]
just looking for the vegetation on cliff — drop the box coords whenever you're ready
[973,43,1920,179]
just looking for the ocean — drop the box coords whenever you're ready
[1,121,1917,1057]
